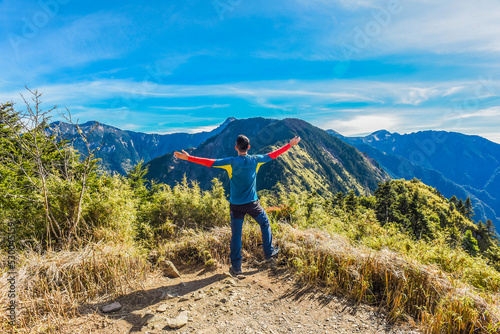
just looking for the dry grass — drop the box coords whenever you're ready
[159,223,500,334]
[2,222,499,333]
[0,242,152,333]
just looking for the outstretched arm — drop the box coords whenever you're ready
[268,136,301,159]
[174,150,215,167]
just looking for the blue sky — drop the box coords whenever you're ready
[1,0,500,143]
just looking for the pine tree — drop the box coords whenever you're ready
[0,102,22,216]
[0,102,23,167]
[477,220,486,240]
[408,191,432,240]
[127,159,148,189]
[486,219,496,237]
[462,230,480,256]
[485,247,500,271]
[464,196,474,219]
[345,189,357,213]
[449,195,458,205]
[446,223,461,248]
[438,210,448,229]
[375,181,397,225]
[126,159,152,201]
[457,198,466,216]
[397,193,410,216]
[332,191,344,209]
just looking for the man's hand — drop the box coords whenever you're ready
[290,136,301,146]
[174,150,190,160]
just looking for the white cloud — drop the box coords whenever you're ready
[2,77,498,110]
[118,123,144,131]
[3,77,499,143]
[335,0,500,56]
[309,103,500,144]
[322,114,401,136]
[445,106,500,120]
[477,132,500,144]
[442,86,466,97]
[382,0,500,54]
[255,0,500,61]
[396,87,440,105]
[152,104,230,111]
[155,124,220,134]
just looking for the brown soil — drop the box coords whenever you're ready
[62,263,420,334]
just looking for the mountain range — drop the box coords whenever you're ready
[330,130,500,225]
[48,117,236,175]
[49,117,500,226]
[144,117,389,196]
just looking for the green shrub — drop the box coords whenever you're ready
[84,174,138,244]
[135,177,230,246]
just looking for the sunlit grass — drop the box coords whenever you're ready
[0,242,151,333]
[158,223,500,333]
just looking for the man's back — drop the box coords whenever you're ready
[174,135,301,275]
[184,142,292,204]
[211,154,273,205]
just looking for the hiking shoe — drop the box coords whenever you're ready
[258,245,279,270]
[265,245,280,262]
[229,266,242,276]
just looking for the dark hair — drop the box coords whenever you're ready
[236,134,250,151]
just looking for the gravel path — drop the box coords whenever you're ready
[63,264,420,333]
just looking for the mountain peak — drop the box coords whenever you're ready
[369,130,392,141]
[326,129,343,137]
[208,117,236,134]
[370,129,391,136]
[81,120,101,126]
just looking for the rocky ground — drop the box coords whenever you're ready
[63,263,421,333]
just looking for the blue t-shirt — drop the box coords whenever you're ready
[187,143,291,204]
[212,154,272,205]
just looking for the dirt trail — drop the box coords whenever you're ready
[63,263,420,333]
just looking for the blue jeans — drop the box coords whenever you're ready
[229,201,274,271]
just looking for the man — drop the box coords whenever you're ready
[174,134,301,276]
